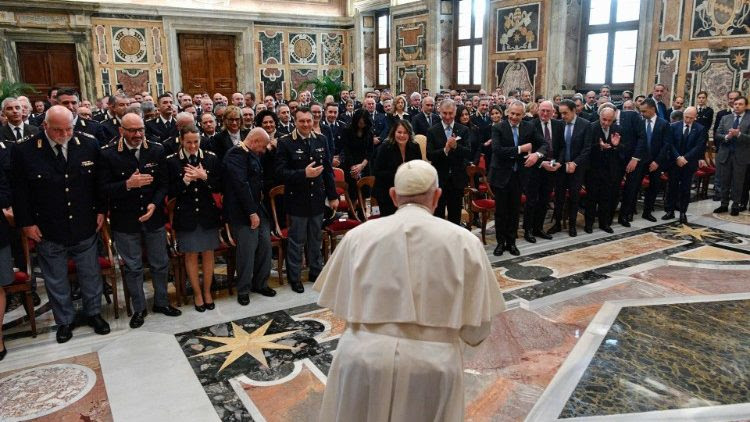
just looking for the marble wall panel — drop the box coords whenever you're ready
[496,3,541,52]
[495,59,538,96]
[259,68,285,99]
[258,31,283,65]
[115,69,150,96]
[659,0,685,41]
[289,33,318,65]
[362,29,376,89]
[397,64,427,94]
[321,33,344,65]
[290,68,318,99]
[395,21,426,62]
[656,49,680,99]
[691,0,750,38]
[439,15,453,90]
[685,47,750,110]
[392,14,428,95]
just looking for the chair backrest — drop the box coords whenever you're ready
[413,134,428,160]
[269,185,285,235]
[356,176,377,220]
[466,165,493,197]
[99,219,117,267]
[333,167,345,182]
[335,180,360,219]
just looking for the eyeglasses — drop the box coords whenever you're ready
[123,127,145,133]
[225,117,241,122]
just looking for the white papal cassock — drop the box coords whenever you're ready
[313,203,505,422]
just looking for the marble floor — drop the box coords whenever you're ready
[1,198,749,421]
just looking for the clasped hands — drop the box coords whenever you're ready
[182,163,208,184]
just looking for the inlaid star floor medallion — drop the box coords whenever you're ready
[666,224,719,241]
[193,320,299,372]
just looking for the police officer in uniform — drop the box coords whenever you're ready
[12,106,110,343]
[275,107,339,293]
[101,94,130,144]
[98,112,181,329]
[56,88,108,146]
[145,94,179,147]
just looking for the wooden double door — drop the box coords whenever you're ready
[16,42,80,103]
[178,34,237,97]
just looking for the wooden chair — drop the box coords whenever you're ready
[3,231,37,337]
[414,134,428,160]
[268,185,288,283]
[211,193,237,297]
[695,149,716,199]
[326,180,362,252]
[465,166,495,245]
[356,176,380,221]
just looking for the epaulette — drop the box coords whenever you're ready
[205,150,216,156]
[165,152,176,159]
[76,131,96,140]
[101,143,112,149]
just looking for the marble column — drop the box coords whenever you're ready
[544,0,569,98]
[633,0,654,95]
[426,0,441,92]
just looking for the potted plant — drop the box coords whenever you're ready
[296,70,349,102]
[0,80,36,103]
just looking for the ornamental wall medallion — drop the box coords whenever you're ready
[289,33,317,65]
[112,27,148,63]
[496,3,540,52]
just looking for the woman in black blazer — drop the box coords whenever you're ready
[373,120,423,216]
[456,106,480,165]
[341,109,375,213]
[0,167,13,360]
[167,124,222,312]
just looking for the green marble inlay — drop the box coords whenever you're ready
[560,300,750,418]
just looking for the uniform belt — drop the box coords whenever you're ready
[349,322,458,343]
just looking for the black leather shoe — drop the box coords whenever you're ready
[523,231,536,243]
[32,291,41,307]
[153,305,182,317]
[252,287,277,297]
[308,274,318,284]
[534,230,552,240]
[662,212,675,220]
[129,311,146,329]
[194,303,206,312]
[87,314,110,335]
[493,244,504,256]
[617,218,631,228]
[568,227,577,237]
[237,294,250,306]
[730,208,740,216]
[56,324,73,343]
[506,244,520,256]
[642,212,657,222]
[205,302,215,310]
[713,205,728,214]
[547,223,562,235]
[627,214,634,222]
[601,226,614,234]
[740,205,748,212]
[0,345,6,361]
[679,213,688,224]
[291,282,305,293]
[584,225,593,234]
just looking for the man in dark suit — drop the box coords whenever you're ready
[98,112,181,329]
[489,101,535,256]
[548,99,591,237]
[364,97,387,147]
[713,96,750,215]
[145,93,178,145]
[200,112,218,152]
[337,90,350,115]
[426,99,471,225]
[653,84,670,121]
[613,106,647,226]
[471,97,492,130]
[1,97,39,144]
[276,104,295,136]
[695,91,714,136]
[712,90,740,200]
[101,94,129,144]
[407,92,422,117]
[524,101,560,242]
[664,107,706,223]
[411,96,439,137]
[584,107,623,233]
[55,88,108,146]
[322,103,344,166]
[349,90,362,110]
[626,98,672,222]
[12,106,109,343]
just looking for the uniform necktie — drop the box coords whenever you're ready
[129,147,138,161]
[544,122,552,154]
[733,114,741,129]
[512,125,519,171]
[189,154,198,166]
[14,127,22,141]
[646,119,653,152]
[565,122,573,162]
[55,144,66,165]
[426,113,431,126]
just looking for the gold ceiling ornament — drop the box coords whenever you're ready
[192,321,299,372]
[666,224,719,241]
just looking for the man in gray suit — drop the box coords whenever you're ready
[714,96,750,216]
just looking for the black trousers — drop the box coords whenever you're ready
[523,168,552,233]
[435,186,464,225]
[493,172,521,245]
[621,164,643,219]
[667,165,695,213]
[553,170,584,225]
[586,167,622,228]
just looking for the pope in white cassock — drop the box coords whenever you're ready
[313,159,506,422]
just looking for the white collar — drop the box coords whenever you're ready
[159,115,173,125]
[9,122,23,131]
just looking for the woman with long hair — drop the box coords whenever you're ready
[373,120,423,216]
[340,109,375,213]
[456,105,479,165]
[167,124,222,311]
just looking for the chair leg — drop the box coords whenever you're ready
[227,250,236,296]
[480,211,488,245]
[277,244,285,285]
[120,267,132,317]
[22,290,37,338]
[109,274,119,319]
[103,278,113,304]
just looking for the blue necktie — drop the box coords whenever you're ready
[646,119,653,153]
[445,125,452,141]
[512,125,519,171]
[565,123,573,162]
[733,114,741,129]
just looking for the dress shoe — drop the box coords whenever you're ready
[252,287,277,297]
[584,225,593,234]
[627,214,634,222]
[679,213,688,224]
[194,302,206,312]
[662,212,675,220]
[601,226,614,234]
[712,194,721,201]
[237,294,250,306]
[740,205,748,212]
[204,302,215,310]
[308,273,318,284]
[617,218,631,228]
[56,324,73,343]
[153,305,182,317]
[534,230,552,240]
[493,244,504,256]
[730,208,740,216]
[568,227,577,237]
[506,244,520,256]
[32,291,41,306]
[713,205,728,214]
[87,314,110,335]
[642,212,657,222]
[523,231,536,243]
[547,223,562,235]
[0,345,6,361]
[129,311,146,329]
[291,282,305,293]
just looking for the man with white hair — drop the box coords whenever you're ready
[407,91,421,116]
[1,97,39,144]
[12,106,109,343]
[315,159,505,422]
[584,106,621,233]
[16,96,34,125]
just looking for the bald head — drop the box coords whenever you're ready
[245,127,270,154]
[44,105,75,143]
[683,106,697,126]
[120,112,145,147]
[599,107,616,129]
